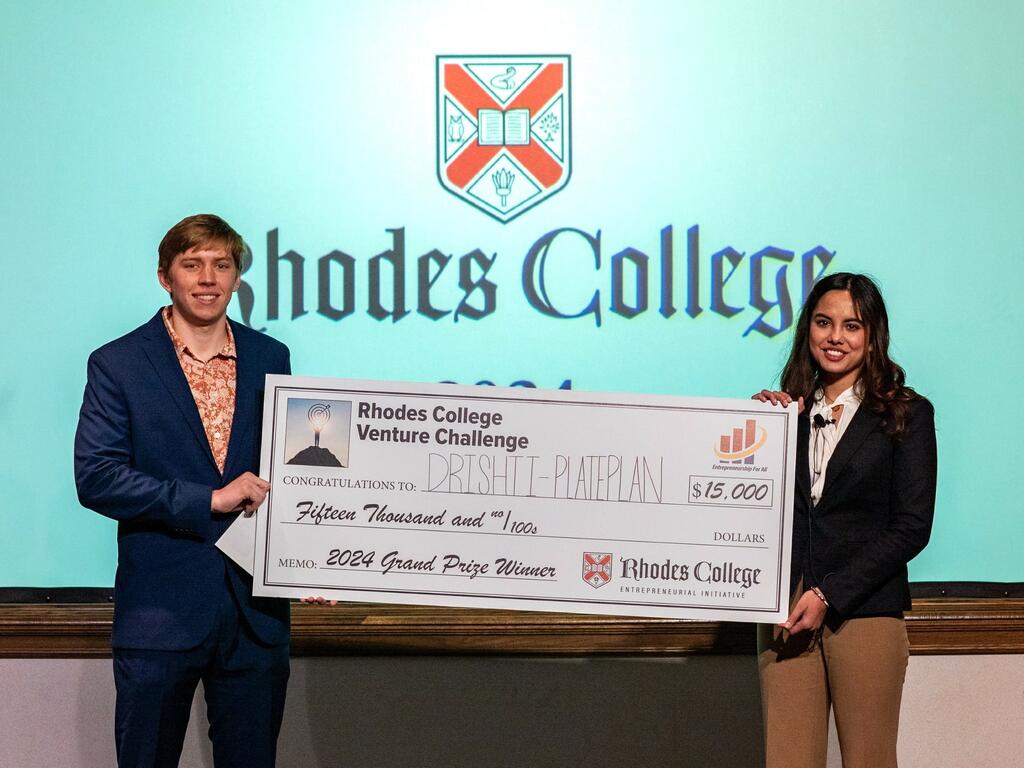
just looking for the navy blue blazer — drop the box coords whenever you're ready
[75,310,291,650]
[792,397,937,624]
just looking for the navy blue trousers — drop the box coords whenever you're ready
[112,583,289,768]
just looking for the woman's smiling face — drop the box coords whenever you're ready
[808,289,866,392]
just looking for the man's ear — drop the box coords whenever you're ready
[157,268,171,293]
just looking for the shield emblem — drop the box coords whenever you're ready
[437,55,571,223]
[582,552,612,589]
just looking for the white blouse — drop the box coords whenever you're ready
[808,384,863,505]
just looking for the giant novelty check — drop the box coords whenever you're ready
[247,376,797,622]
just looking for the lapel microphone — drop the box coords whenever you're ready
[812,413,835,429]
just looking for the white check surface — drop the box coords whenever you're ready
[235,376,796,622]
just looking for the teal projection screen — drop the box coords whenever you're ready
[2,2,1021,587]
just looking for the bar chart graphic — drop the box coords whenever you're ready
[714,419,768,465]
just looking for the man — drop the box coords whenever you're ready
[75,214,291,767]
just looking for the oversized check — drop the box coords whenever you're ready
[246,376,797,622]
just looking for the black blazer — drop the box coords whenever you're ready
[792,397,936,624]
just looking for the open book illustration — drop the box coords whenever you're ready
[477,108,530,146]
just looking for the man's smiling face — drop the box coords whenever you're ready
[158,244,240,328]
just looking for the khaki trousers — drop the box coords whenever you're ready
[758,611,909,768]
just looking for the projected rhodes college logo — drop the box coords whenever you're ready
[714,419,768,465]
[583,552,612,588]
[437,55,571,223]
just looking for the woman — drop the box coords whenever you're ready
[753,272,936,768]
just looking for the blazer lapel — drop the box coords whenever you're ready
[820,405,881,500]
[140,311,219,474]
[224,319,255,478]
[796,413,812,505]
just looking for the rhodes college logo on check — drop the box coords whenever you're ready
[583,552,612,588]
[437,55,571,223]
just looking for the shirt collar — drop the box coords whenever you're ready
[811,382,862,415]
[161,306,236,361]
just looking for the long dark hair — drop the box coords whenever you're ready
[781,272,918,435]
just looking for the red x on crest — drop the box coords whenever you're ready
[443,62,564,189]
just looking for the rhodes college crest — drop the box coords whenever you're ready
[437,55,571,223]
[583,552,612,588]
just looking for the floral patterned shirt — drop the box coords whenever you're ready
[161,306,237,474]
